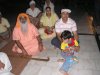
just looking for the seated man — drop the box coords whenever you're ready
[0,52,13,75]
[39,7,59,39]
[0,12,11,41]
[12,13,44,56]
[26,0,42,29]
[51,9,79,49]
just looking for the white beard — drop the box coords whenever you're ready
[20,22,28,34]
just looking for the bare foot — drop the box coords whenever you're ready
[43,46,46,50]
[54,46,57,49]
[54,46,59,50]
[40,46,46,52]
[64,72,69,75]
[60,70,69,75]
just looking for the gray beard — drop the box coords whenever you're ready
[20,22,28,33]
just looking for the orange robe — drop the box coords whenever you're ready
[12,24,40,56]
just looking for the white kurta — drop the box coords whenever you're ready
[0,18,10,33]
[0,52,13,75]
[26,8,41,17]
[55,18,77,33]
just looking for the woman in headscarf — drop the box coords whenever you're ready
[12,13,43,56]
[39,7,59,39]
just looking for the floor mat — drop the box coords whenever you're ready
[0,40,30,75]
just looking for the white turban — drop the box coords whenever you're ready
[61,9,71,13]
[29,0,35,6]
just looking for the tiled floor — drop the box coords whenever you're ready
[20,12,100,75]
[0,10,99,75]
[20,35,100,75]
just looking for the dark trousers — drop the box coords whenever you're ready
[51,37,61,49]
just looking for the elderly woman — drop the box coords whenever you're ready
[12,13,43,56]
[39,7,59,39]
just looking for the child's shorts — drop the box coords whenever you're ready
[60,56,78,72]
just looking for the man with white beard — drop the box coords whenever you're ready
[20,16,28,35]
[12,13,44,56]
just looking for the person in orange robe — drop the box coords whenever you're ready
[12,13,43,56]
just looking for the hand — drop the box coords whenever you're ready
[74,46,80,52]
[0,61,5,69]
[49,27,53,31]
[45,26,49,29]
[70,47,75,50]
[51,26,54,30]
[64,48,70,52]
[38,43,43,52]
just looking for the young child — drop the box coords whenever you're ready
[59,30,80,75]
